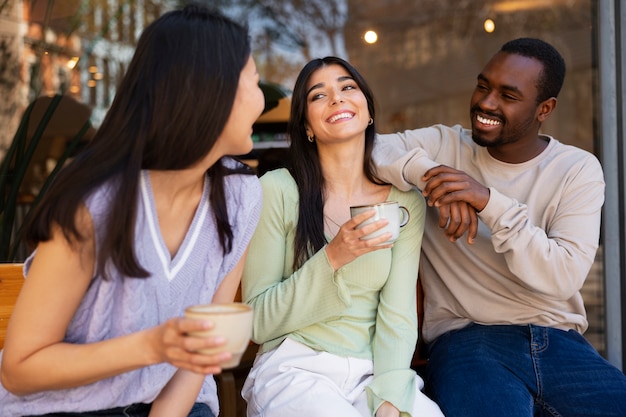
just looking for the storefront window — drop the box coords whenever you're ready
[347,0,605,357]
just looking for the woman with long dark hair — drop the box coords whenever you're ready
[0,5,264,417]
[241,57,443,417]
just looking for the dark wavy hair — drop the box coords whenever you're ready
[501,38,566,103]
[26,4,253,279]
[287,56,383,270]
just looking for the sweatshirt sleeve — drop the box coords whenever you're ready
[373,127,447,191]
[478,153,605,300]
[366,189,426,416]
[242,170,351,345]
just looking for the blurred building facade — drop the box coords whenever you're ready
[0,0,174,158]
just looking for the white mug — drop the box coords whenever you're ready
[349,200,410,243]
[185,302,254,369]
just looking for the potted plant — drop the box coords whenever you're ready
[0,94,93,261]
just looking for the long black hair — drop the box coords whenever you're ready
[26,5,253,278]
[287,56,382,270]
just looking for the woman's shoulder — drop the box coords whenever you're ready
[260,167,292,182]
[388,185,425,211]
[258,169,299,212]
[222,161,262,200]
[84,177,121,220]
[260,168,296,191]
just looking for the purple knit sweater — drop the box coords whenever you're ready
[0,163,262,416]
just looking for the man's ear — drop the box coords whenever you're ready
[537,97,557,122]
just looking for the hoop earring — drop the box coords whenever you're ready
[368,118,374,126]
[307,135,314,143]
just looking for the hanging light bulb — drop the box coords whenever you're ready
[484,18,496,33]
[364,30,378,44]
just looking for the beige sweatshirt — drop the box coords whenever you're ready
[373,124,605,342]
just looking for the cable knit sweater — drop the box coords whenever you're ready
[0,161,262,417]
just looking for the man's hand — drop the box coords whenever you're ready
[422,165,488,243]
[436,201,478,243]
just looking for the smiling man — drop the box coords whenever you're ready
[373,38,626,417]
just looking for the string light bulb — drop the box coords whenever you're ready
[364,30,378,44]
[484,18,496,33]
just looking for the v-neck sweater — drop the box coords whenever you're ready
[0,162,262,417]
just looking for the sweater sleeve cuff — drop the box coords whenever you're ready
[366,369,418,416]
[321,246,352,306]
[477,186,519,229]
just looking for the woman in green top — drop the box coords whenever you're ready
[241,57,443,417]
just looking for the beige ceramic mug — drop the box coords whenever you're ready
[184,302,253,369]
[349,200,410,243]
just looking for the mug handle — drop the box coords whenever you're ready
[399,206,410,227]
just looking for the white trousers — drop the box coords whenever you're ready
[241,338,444,417]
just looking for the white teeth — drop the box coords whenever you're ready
[329,112,353,123]
[477,114,501,126]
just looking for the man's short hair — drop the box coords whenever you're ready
[501,38,566,103]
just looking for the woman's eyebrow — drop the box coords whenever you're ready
[306,82,324,97]
[306,76,355,97]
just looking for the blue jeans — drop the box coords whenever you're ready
[28,402,214,417]
[425,324,626,417]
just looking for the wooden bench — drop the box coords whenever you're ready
[0,263,24,350]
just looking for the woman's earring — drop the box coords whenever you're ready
[307,134,315,143]
[368,118,374,126]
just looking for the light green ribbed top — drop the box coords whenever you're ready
[242,168,426,416]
